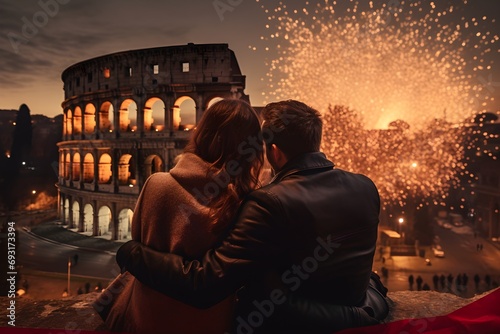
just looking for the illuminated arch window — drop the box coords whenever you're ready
[144,155,163,179]
[144,97,165,132]
[72,152,81,181]
[103,68,111,78]
[98,206,112,239]
[119,99,137,132]
[72,201,80,229]
[99,101,114,132]
[73,107,82,134]
[83,203,93,233]
[98,153,112,184]
[118,154,135,185]
[118,208,134,240]
[84,104,96,134]
[83,153,94,183]
[64,198,70,224]
[64,153,71,180]
[172,96,196,131]
[66,110,73,135]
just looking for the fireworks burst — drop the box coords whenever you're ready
[253,0,499,212]
[254,0,498,129]
[321,105,466,210]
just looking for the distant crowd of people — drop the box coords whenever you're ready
[63,281,103,297]
[408,273,498,294]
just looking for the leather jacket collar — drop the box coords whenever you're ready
[270,152,335,184]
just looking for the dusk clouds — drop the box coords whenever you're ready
[0,0,267,115]
[0,0,498,117]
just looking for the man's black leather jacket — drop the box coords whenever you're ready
[117,152,381,332]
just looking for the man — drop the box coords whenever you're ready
[117,100,384,332]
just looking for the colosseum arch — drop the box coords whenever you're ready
[83,153,94,183]
[83,203,93,233]
[84,104,96,134]
[72,201,80,229]
[144,97,165,132]
[118,208,133,240]
[144,154,163,179]
[98,153,112,184]
[66,109,73,135]
[173,96,196,131]
[98,205,112,239]
[64,198,70,224]
[118,154,135,185]
[119,99,138,132]
[73,106,82,134]
[64,153,71,180]
[99,101,114,132]
[72,152,81,181]
[207,97,224,108]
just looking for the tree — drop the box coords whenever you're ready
[10,104,33,170]
[321,105,465,238]
[1,104,33,210]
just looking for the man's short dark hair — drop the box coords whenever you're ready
[261,100,322,159]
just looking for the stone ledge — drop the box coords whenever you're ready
[0,289,496,331]
[384,289,492,322]
[0,292,106,331]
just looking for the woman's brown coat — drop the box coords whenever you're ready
[105,153,234,333]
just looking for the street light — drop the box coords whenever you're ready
[31,190,37,210]
[67,257,71,296]
[398,218,405,244]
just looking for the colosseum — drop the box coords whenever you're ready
[57,43,249,241]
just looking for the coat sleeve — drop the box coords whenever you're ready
[117,191,284,308]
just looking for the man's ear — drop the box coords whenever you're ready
[271,144,288,170]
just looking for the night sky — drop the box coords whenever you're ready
[0,0,499,119]
[0,0,270,117]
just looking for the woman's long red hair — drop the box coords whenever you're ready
[184,99,264,233]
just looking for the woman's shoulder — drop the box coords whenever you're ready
[146,171,170,182]
[142,172,174,192]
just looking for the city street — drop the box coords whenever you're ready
[17,228,119,280]
[374,223,500,298]
[435,225,500,274]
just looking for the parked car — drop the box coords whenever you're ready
[449,213,464,227]
[432,245,445,258]
[435,218,447,227]
[442,222,453,230]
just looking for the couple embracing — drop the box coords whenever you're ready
[94,99,388,333]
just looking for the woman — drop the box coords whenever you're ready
[102,99,264,333]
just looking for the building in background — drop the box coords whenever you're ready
[57,43,248,240]
[466,116,500,240]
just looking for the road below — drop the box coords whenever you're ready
[17,228,119,280]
